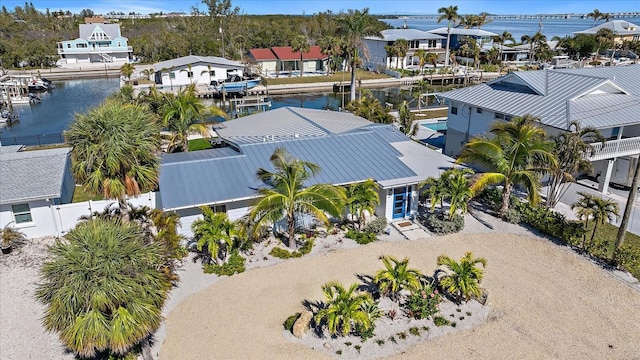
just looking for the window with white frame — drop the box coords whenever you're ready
[210,204,227,213]
[12,203,32,224]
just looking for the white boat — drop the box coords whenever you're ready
[0,109,17,124]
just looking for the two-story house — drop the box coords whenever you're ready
[439,65,640,194]
[362,29,445,70]
[57,17,133,64]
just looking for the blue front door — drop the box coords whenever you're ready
[393,187,407,219]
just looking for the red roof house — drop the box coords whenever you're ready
[248,48,277,61]
[270,46,326,61]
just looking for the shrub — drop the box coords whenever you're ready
[406,283,441,319]
[424,213,464,234]
[502,208,522,224]
[376,339,385,346]
[344,342,352,347]
[355,322,375,341]
[354,345,361,353]
[365,217,388,234]
[397,332,407,339]
[389,336,397,343]
[409,327,420,336]
[269,239,315,258]
[433,315,450,327]
[336,350,342,355]
[476,187,502,209]
[203,250,246,276]
[513,201,585,244]
[283,312,301,332]
[614,245,640,280]
[345,229,377,245]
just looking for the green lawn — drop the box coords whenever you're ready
[263,70,390,86]
[72,186,103,203]
[188,138,213,151]
[584,222,640,279]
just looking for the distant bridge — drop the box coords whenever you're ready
[396,12,640,21]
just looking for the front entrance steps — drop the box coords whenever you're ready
[391,220,430,240]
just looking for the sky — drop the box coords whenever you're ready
[3,0,639,16]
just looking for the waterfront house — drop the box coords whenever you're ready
[248,46,328,76]
[158,107,456,235]
[362,29,445,70]
[427,27,498,58]
[439,65,640,193]
[574,20,640,44]
[0,146,75,238]
[57,17,132,64]
[152,55,245,88]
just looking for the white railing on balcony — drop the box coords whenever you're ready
[587,137,640,161]
[58,46,133,55]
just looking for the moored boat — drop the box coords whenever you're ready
[209,75,260,94]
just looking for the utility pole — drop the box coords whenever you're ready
[614,156,640,260]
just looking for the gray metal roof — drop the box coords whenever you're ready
[428,27,498,37]
[440,65,640,131]
[159,108,457,210]
[365,29,445,41]
[153,55,244,72]
[574,20,640,35]
[0,148,71,205]
[78,23,124,40]
[0,145,23,155]
[217,107,372,145]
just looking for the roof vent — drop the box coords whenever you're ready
[294,134,300,138]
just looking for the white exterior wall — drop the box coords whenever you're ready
[159,63,240,88]
[375,185,419,222]
[259,60,277,74]
[175,199,252,239]
[444,102,496,157]
[363,39,390,69]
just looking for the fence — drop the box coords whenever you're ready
[0,133,65,147]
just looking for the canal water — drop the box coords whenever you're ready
[0,79,423,146]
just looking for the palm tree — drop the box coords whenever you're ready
[595,28,615,59]
[393,38,409,70]
[426,52,438,69]
[414,49,427,74]
[436,252,487,304]
[318,36,338,75]
[457,115,557,216]
[421,173,448,213]
[1,222,26,252]
[192,207,237,264]
[587,9,603,27]
[397,100,417,137]
[162,83,227,152]
[291,34,310,77]
[521,34,534,62]
[437,5,459,68]
[314,281,374,337]
[588,194,620,248]
[120,62,135,84]
[546,121,604,208]
[36,218,170,359]
[494,31,514,69]
[601,12,612,22]
[149,209,186,279]
[337,8,381,101]
[200,64,214,85]
[345,178,380,230]
[345,89,394,124]
[446,168,474,218]
[160,66,175,89]
[139,68,155,81]
[571,192,596,249]
[384,44,396,69]
[66,100,161,214]
[374,255,422,302]
[614,160,640,260]
[244,148,346,250]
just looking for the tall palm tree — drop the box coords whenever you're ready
[291,34,310,77]
[397,100,417,137]
[457,115,557,216]
[318,36,338,75]
[446,168,474,218]
[345,178,380,230]
[374,255,422,302]
[384,44,396,69]
[36,218,170,359]
[66,100,161,214]
[571,192,596,249]
[393,38,409,70]
[421,173,448,213]
[192,207,237,264]
[426,52,438,69]
[436,252,486,304]
[200,64,213,85]
[521,34,534,62]
[437,5,459,68]
[314,281,374,337]
[587,9,603,27]
[162,83,227,152]
[546,121,605,208]
[494,31,514,69]
[336,8,381,101]
[245,148,346,250]
[588,194,620,248]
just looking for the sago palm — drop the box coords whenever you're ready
[457,115,557,216]
[314,281,374,337]
[374,255,422,302]
[245,148,346,250]
[36,218,170,359]
[436,252,487,304]
[66,99,161,214]
[345,178,380,230]
[192,207,238,264]
[162,83,227,152]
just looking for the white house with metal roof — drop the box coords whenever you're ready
[158,107,457,235]
[574,20,640,44]
[362,29,445,70]
[152,55,245,88]
[57,18,132,64]
[0,146,75,238]
[427,27,498,54]
[439,65,640,194]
